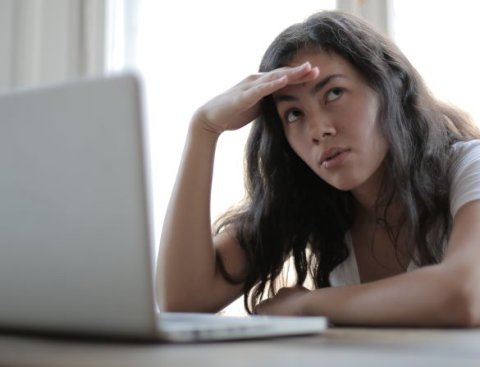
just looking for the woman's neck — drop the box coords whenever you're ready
[353,195,404,231]
[350,171,403,229]
[350,159,388,211]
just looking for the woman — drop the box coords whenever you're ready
[158,10,480,326]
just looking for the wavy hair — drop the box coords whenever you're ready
[214,10,479,313]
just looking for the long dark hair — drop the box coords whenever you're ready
[215,10,479,313]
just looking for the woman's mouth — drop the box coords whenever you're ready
[319,147,350,169]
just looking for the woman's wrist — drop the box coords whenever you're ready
[300,288,334,317]
[299,289,317,316]
[190,109,224,139]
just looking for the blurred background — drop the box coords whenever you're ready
[2,0,479,314]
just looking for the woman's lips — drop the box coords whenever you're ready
[319,147,350,169]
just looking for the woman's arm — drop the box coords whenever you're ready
[158,122,244,313]
[157,62,320,313]
[256,200,480,327]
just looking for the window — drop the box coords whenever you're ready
[107,0,336,251]
[391,0,480,125]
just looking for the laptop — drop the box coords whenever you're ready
[0,73,328,342]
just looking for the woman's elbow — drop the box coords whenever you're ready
[442,267,480,327]
[457,284,480,328]
[158,288,203,313]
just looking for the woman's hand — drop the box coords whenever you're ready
[192,62,319,135]
[254,286,311,316]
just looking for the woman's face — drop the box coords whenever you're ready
[273,50,388,200]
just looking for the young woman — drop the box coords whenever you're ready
[158,10,480,326]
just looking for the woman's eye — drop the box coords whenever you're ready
[285,109,303,123]
[325,88,343,103]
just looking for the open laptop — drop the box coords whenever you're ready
[0,73,327,342]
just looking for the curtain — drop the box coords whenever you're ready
[336,0,392,35]
[0,0,107,92]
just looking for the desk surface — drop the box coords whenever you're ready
[1,327,480,367]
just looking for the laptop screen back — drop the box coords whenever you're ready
[0,74,158,338]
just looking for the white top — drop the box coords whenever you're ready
[329,140,480,287]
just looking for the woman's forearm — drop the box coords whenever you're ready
[303,264,474,327]
[158,119,221,311]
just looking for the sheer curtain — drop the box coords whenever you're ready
[0,0,107,92]
[337,0,392,35]
[391,0,480,125]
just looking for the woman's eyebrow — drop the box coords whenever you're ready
[273,74,347,103]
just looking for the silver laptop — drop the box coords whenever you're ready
[0,73,327,342]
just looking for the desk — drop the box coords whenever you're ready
[1,328,480,366]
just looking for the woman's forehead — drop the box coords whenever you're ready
[288,50,350,70]
[274,51,375,98]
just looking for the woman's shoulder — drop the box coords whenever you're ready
[451,139,480,158]
[449,139,480,173]
[449,139,480,217]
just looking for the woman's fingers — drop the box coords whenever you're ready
[240,63,320,108]
[254,286,310,316]
[254,62,320,87]
[240,75,288,108]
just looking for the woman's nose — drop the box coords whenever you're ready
[308,115,336,144]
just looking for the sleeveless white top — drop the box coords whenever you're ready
[329,140,480,286]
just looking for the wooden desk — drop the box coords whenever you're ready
[1,327,480,366]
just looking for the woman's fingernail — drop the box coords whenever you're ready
[296,62,310,70]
